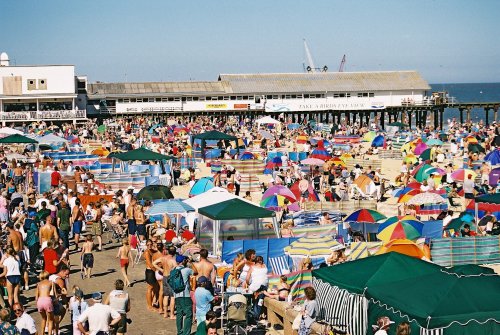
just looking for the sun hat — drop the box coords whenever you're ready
[92,292,102,301]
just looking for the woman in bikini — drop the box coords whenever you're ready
[117,239,134,287]
[263,275,290,301]
[35,271,54,335]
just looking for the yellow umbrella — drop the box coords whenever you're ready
[340,153,353,162]
[403,154,418,164]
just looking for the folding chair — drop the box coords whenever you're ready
[268,256,290,275]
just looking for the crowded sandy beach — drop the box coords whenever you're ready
[0,113,496,335]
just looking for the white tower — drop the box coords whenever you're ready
[0,52,10,66]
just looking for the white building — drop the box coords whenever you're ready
[0,52,86,125]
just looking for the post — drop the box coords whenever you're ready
[433,110,438,129]
[407,111,412,128]
[380,111,385,129]
[439,108,444,130]
[494,105,499,123]
[485,107,490,125]
[466,108,471,123]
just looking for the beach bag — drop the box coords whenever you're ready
[168,267,186,294]
[292,313,302,330]
[33,253,45,272]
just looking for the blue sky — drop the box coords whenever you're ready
[1,0,499,83]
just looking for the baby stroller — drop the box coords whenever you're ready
[223,294,248,335]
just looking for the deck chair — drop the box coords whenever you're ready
[269,256,290,275]
[131,234,147,264]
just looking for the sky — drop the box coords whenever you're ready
[1,0,499,84]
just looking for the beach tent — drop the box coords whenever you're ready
[188,177,214,197]
[197,198,278,255]
[0,134,38,144]
[191,130,240,158]
[255,116,280,126]
[111,147,175,161]
[312,252,500,335]
[484,149,500,165]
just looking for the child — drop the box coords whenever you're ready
[116,238,134,287]
[69,286,88,335]
[196,310,217,335]
[298,287,318,335]
[80,235,94,279]
[263,275,290,301]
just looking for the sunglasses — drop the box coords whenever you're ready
[14,309,22,312]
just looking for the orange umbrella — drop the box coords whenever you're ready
[92,148,110,156]
[329,157,346,167]
[353,175,373,190]
[376,239,427,259]
[296,134,309,144]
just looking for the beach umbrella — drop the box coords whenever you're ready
[407,192,446,205]
[344,209,387,223]
[287,123,301,130]
[397,189,421,203]
[426,138,443,146]
[239,151,256,160]
[146,199,194,216]
[478,214,496,228]
[387,122,408,128]
[353,175,373,190]
[264,156,283,174]
[407,182,422,189]
[188,177,215,197]
[376,239,426,259]
[468,143,485,154]
[137,185,174,201]
[284,236,342,259]
[340,153,352,162]
[260,194,293,210]
[328,157,346,167]
[363,131,377,142]
[413,142,428,155]
[485,149,500,165]
[465,136,478,144]
[296,134,308,144]
[290,180,320,202]
[451,169,477,182]
[383,215,421,226]
[97,124,106,133]
[419,148,432,161]
[300,157,325,166]
[259,130,274,140]
[262,185,297,202]
[317,139,331,148]
[309,148,330,161]
[91,148,110,157]
[403,154,418,164]
[393,187,416,198]
[412,164,435,182]
[371,134,386,148]
[446,212,475,230]
[377,219,424,241]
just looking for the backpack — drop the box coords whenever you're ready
[168,267,186,294]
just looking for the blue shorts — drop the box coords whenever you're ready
[73,220,83,234]
[7,275,21,285]
[136,224,146,237]
[128,219,137,235]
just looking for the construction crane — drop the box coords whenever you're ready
[338,54,346,72]
[303,39,328,73]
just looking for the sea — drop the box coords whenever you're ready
[430,82,500,122]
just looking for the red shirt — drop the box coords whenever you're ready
[181,230,195,241]
[43,248,58,274]
[165,229,177,242]
[50,171,61,186]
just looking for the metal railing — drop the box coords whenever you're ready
[0,110,87,121]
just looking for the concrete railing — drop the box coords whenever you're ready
[0,110,86,121]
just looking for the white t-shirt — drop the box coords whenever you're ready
[16,312,37,334]
[78,302,120,333]
[3,256,21,276]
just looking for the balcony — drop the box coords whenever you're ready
[0,110,87,122]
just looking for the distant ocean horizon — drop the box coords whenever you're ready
[430,82,500,122]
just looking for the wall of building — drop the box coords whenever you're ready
[0,65,75,95]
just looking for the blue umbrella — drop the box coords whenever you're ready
[239,151,256,160]
[146,199,194,215]
[392,187,416,197]
[189,177,214,197]
[287,123,301,130]
[485,149,500,165]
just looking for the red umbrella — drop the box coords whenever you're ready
[290,180,320,201]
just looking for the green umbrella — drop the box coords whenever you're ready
[97,124,106,133]
[468,143,485,154]
[419,148,432,161]
[387,122,408,128]
[136,185,174,201]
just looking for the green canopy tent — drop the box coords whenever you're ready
[109,147,176,173]
[312,253,500,335]
[0,134,38,144]
[191,130,240,159]
[197,198,277,255]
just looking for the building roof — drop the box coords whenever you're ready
[219,71,430,94]
[87,71,430,98]
[88,81,228,98]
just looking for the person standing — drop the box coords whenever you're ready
[50,166,62,189]
[126,198,136,244]
[153,245,177,319]
[80,235,94,279]
[194,276,214,325]
[116,239,134,287]
[0,247,21,308]
[234,169,242,196]
[71,198,85,251]
[77,292,121,335]
[174,256,198,335]
[144,240,160,311]
[104,279,131,335]
[57,201,71,250]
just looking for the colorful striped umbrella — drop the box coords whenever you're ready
[414,142,428,155]
[393,187,416,198]
[407,192,447,205]
[239,151,256,160]
[260,194,292,210]
[397,189,421,203]
[310,148,330,161]
[376,239,426,259]
[419,148,432,161]
[383,215,421,226]
[426,138,443,146]
[300,157,325,166]
[329,157,346,167]
[377,219,424,241]
[363,131,377,142]
[344,209,387,223]
[284,236,342,259]
[403,154,418,164]
[451,169,477,182]
[262,185,296,201]
[296,134,309,144]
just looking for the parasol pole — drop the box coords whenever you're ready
[475,201,479,234]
